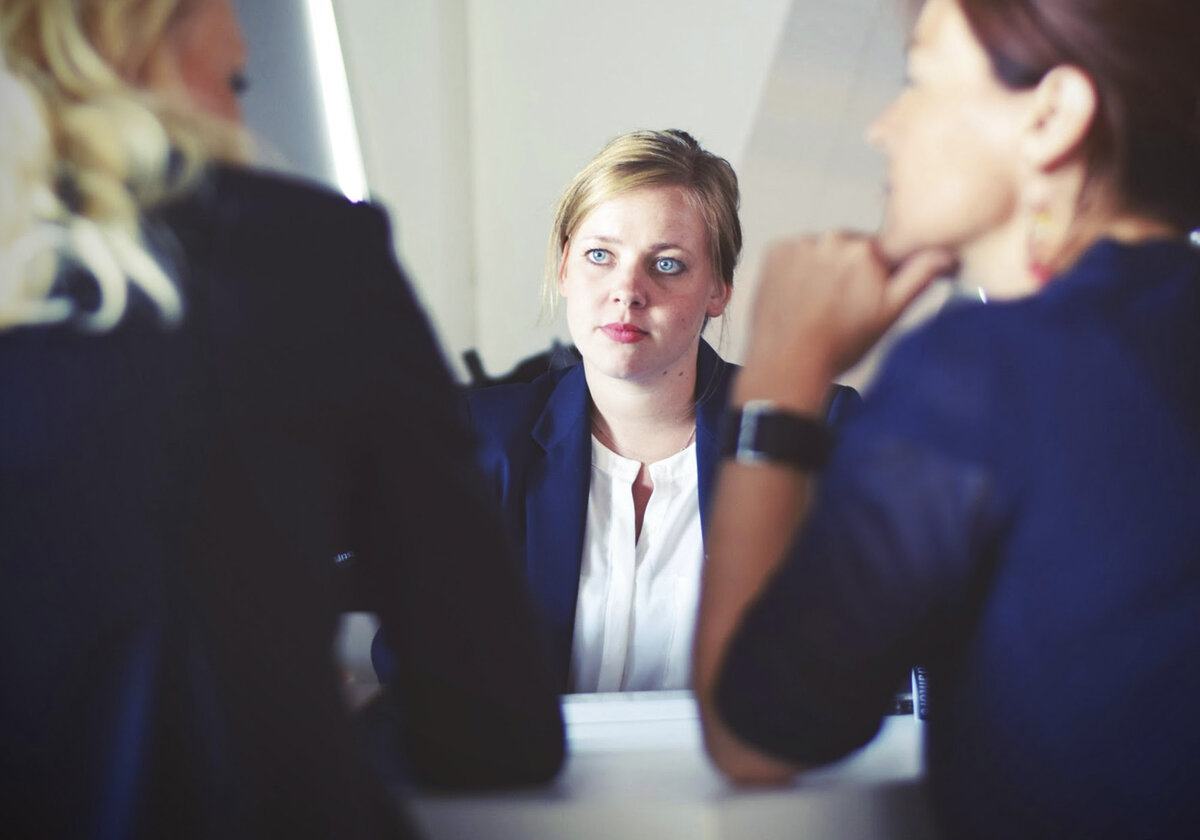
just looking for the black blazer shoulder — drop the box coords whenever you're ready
[163,164,390,247]
[2,164,564,837]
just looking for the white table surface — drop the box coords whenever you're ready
[406,691,937,840]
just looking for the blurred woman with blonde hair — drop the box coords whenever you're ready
[0,1,563,836]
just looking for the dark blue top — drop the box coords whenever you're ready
[717,238,1200,839]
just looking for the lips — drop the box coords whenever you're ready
[601,322,648,343]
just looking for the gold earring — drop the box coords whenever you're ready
[1027,207,1056,285]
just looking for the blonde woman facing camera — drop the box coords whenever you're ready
[467,130,858,693]
[0,1,562,836]
[697,0,1200,837]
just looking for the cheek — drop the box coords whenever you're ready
[665,288,716,335]
[560,278,594,340]
[884,102,1020,254]
[176,49,241,121]
[924,152,1016,222]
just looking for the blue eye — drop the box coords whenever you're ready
[585,248,611,265]
[655,257,684,274]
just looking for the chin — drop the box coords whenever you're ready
[875,223,922,267]
[582,344,643,380]
[877,218,961,269]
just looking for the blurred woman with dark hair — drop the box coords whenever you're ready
[0,1,562,836]
[695,0,1200,836]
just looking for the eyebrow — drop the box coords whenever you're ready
[576,234,693,253]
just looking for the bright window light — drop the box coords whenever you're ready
[304,0,369,202]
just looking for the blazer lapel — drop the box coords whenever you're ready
[527,364,592,690]
[694,340,735,534]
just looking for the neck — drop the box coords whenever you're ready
[960,202,1181,300]
[959,215,1036,300]
[585,354,699,465]
[960,171,1185,298]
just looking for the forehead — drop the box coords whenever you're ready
[908,0,991,74]
[575,185,708,243]
[171,0,246,57]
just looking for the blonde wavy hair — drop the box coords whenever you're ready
[0,0,247,332]
[543,129,742,318]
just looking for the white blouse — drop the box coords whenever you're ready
[568,435,704,692]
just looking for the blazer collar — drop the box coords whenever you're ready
[531,340,735,529]
[533,340,729,446]
[532,362,591,452]
[532,340,735,534]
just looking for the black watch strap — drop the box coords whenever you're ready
[718,400,833,470]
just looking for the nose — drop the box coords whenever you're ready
[611,264,647,308]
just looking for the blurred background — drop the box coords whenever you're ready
[234,0,933,388]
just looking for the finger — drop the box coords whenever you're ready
[883,248,955,316]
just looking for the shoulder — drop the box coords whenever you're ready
[467,364,580,445]
[210,164,386,232]
[157,165,456,395]
[845,300,1023,463]
[880,298,1011,391]
[158,164,414,314]
[158,164,393,270]
[869,237,1200,441]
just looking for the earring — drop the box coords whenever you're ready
[1027,207,1056,286]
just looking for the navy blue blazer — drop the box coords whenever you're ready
[0,165,562,838]
[466,340,860,691]
[715,239,1200,839]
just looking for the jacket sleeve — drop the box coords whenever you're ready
[715,321,1001,766]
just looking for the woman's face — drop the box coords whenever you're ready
[868,0,1030,264]
[558,185,731,386]
[146,0,248,122]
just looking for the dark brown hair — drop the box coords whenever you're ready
[957,0,1200,231]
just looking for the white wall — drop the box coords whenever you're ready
[330,0,927,383]
[332,0,476,372]
[334,0,792,379]
[465,0,792,376]
[234,0,335,186]
[732,0,949,389]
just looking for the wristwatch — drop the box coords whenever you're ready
[718,399,833,470]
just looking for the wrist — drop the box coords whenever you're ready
[732,358,833,415]
[718,400,833,470]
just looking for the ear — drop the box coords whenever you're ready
[1021,65,1098,172]
[706,279,732,318]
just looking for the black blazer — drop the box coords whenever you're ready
[466,340,860,691]
[0,166,563,839]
